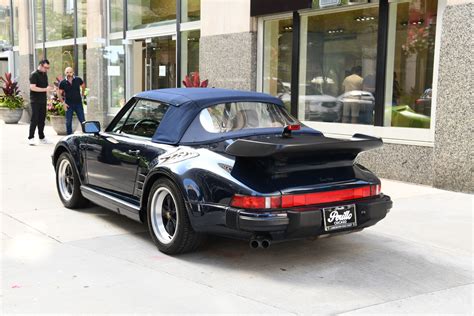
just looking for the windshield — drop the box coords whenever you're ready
[199,102,296,133]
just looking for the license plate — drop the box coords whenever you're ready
[322,204,357,232]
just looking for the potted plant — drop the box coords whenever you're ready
[182,72,209,88]
[0,72,24,124]
[47,76,78,135]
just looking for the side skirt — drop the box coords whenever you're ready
[81,185,142,222]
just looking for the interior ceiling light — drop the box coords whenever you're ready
[355,16,376,22]
[401,19,424,26]
[327,28,344,34]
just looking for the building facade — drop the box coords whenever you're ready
[1,0,472,193]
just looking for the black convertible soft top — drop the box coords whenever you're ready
[135,88,285,145]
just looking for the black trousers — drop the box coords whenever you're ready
[28,101,46,139]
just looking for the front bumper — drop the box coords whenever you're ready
[225,195,392,239]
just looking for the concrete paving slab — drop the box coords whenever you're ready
[9,206,146,243]
[371,190,473,254]
[69,229,472,314]
[1,213,52,242]
[2,238,289,314]
[341,284,474,315]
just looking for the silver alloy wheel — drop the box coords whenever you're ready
[58,159,74,201]
[150,187,179,245]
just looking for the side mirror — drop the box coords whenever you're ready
[82,121,101,134]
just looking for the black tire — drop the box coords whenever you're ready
[147,178,205,255]
[55,152,88,209]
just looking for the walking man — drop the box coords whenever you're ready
[28,59,54,145]
[58,67,86,135]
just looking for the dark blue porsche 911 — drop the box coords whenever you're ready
[52,88,392,254]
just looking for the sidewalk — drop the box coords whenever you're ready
[1,122,473,314]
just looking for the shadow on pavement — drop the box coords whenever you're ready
[74,203,470,297]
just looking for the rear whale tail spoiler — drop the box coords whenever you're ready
[225,133,383,158]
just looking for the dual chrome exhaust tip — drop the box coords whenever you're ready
[249,238,271,249]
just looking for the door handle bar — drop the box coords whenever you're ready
[128,149,141,156]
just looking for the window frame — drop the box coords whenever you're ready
[106,97,170,139]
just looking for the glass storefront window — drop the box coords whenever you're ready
[180,30,200,86]
[0,56,8,75]
[35,0,43,43]
[77,0,87,38]
[0,0,12,48]
[35,48,44,63]
[46,45,74,85]
[182,0,200,23]
[77,44,86,83]
[299,7,379,124]
[144,36,176,90]
[77,44,87,109]
[13,50,19,78]
[45,0,74,41]
[110,0,124,33]
[106,40,126,109]
[385,0,437,129]
[262,18,293,112]
[128,0,176,30]
[12,0,18,46]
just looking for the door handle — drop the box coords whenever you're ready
[128,149,141,156]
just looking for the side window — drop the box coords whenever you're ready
[112,99,169,138]
[111,100,136,133]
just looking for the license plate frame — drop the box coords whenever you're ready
[322,204,357,232]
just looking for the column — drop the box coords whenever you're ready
[432,0,474,193]
[17,0,34,119]
[200,0,257,90]
[85,0,108,125]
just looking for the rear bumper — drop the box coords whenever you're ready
[225,195,392,239]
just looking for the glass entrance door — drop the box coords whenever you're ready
[142,36,176,91]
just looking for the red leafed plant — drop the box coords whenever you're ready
[0,72,24,109]
[182,72,209,88]
[0,72,21,97]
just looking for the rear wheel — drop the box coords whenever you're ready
[55,152,88,208]
[147,178,204,254]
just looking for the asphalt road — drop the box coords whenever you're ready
[1,122,473,314]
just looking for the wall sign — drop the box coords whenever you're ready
[108,66,120,77]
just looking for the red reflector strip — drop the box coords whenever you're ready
[281,186,373,208]
[230,185,381,209]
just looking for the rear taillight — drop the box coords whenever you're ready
[371,184,381,195]
[230,195,281,209]
[230,184,382,209]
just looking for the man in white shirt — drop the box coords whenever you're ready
[342,66,363,123]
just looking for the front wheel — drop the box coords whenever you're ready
[147,178,205,254]
[55,152,88,208]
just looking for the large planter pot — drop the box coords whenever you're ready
[0,107,23,124]
[50,115,79,135]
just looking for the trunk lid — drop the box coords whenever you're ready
[226,133,382,194]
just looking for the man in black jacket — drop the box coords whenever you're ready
[28,59,53,145]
